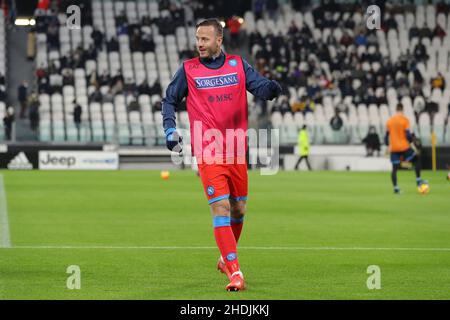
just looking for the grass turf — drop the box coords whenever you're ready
[0,169,449,299]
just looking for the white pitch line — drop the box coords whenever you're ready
[3,246,450,252]
[0,174,11,248]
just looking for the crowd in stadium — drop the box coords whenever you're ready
[249,2,448,120]
[3,0,450,145]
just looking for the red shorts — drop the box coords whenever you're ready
[197,158,248,204]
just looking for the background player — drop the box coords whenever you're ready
[385,103,427,194]
[161,18,282,291]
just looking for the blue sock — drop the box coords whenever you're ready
[230,217,244,225]
[213,216,231,228]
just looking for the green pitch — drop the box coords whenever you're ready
[0,170,449,300]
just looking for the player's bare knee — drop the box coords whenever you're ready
[210,199,230,216]
[231,201,246,219]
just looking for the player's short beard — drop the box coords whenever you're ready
[202,43,221,58]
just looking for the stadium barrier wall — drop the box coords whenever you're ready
[1,143,448,171]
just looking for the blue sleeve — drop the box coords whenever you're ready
[242,58,282,100]
[384,131,389,146]
[161,63,188,132]
[405,129,412,142]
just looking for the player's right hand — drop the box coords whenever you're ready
[165,127,183,153]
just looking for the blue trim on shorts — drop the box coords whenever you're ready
[208,194,230,204]
[390,148,415,164]
[231,196,247,201]
[405,152,416,161]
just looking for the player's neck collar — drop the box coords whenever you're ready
[199,51,225,69]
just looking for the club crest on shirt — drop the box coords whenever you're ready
[207,186,215,196]
[194,73,239,89]
[228,59,237,67]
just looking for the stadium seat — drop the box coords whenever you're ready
[418,112,431,145]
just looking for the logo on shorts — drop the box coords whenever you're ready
[207,186,215,196]
[228,59,237,67]
[226,252,237,261]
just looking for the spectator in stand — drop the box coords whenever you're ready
[47,22,60,50]
[138,80,152,96]
[36,64,47,80]
[28,92,40,133]
[87,70,98,87]
[127,99,140,112]
[111,70,124,94]
[433,23,447,39]
[107,36,119,52]
[362,126,381,157]
[291,96,307,113]
[153,100,162,112]
[227,16,242,50]
[179,46,196,60]
[91,27,104,51]
[253,0,265,20]
[72,100,82,136]
[150,80,162,96]
[89,88,103,103]
[130,28,142,52]
[271,95,291,114]
[86,44,97,60]
[413,41,428,62]
[355,31,367,46]
[266,0,280,21]
[287,21,299,36]
[141,33,155,52]
[115,10,128,27]
[3,107,14,141]
[103,89,114,103]
[431,72,446,92]
[0,84,5,102]
[413,96,425,123]
[37,0,50,11]
[62,68,74,86]
[424,97,439,115]
[419,23,433,40]
[98,70,111,87]
[409,24,420,40]
[330,108,343,131]
[18,81,28,119]
[384,13,398,31]
[340,32,353,47]
[38,77,50,94]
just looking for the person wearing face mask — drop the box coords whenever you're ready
[362,125,381,157]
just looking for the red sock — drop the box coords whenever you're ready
[231,219,244,243]
[214,226,240,274]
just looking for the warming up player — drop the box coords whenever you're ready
[161,18,282,291]
[385,103,427,194]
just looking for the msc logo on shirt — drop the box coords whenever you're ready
[208,94,233,103]
[194,73,239,90]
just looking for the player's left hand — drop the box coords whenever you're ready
[268,80,283,100]
[165,128,183,153]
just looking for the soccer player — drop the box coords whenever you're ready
[385,103,426,194]
[161,18,282,291]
